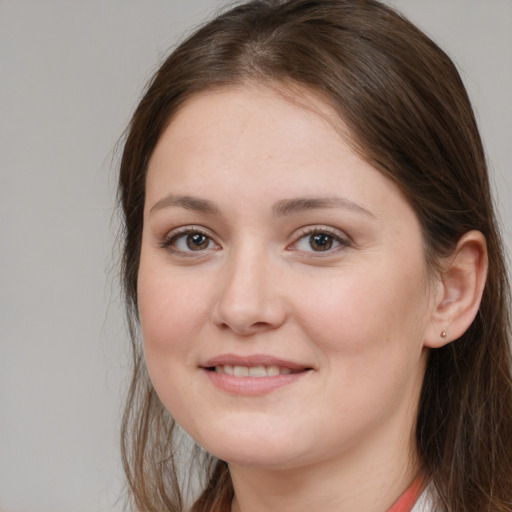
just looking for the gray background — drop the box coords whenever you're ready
[1,1,510,511]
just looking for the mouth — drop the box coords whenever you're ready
[200,355,313,395]
[206,365,305,377]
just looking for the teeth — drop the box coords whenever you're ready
[233,365,249,377]
[248,365,266,377]
[267,365,280,376]
[214,365,298,377]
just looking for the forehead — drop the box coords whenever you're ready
[146,83,362,188]
[145,85,420,241]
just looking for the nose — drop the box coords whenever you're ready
[211,247,287,336]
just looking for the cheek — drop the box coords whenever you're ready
[137,263,209,361]
[137,265,210,422]
[291,262,430,358]
[291,263,430,423]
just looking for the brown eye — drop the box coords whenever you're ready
[291,228,348,254]
[309,233,333,251]
[186,233,209,251]
[165,230,217,253]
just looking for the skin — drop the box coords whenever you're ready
[138,84,443,512]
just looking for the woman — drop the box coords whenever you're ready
[118,1,512,511]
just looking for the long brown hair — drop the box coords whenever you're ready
[118,1,512,510]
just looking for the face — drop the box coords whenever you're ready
[138,84,435,471]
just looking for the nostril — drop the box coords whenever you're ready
[215,318,275,335]
[253,321,270,329]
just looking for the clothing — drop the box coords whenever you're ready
[388,477,423,512]
[410,485,435,512]
[387,477,435,512]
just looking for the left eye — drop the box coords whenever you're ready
[293,231,345,252]
[170,231,216,252]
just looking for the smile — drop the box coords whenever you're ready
[213,365,299,377]
[201,355,312,395]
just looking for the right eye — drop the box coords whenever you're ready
[163,228,220,254]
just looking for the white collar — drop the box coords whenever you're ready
[410,483,435,512]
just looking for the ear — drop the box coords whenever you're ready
[424,230,488,348]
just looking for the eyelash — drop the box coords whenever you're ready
[160,226,351,256]
[160,227,219,256]
[289,226,351,254]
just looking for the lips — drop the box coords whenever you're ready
[201,354,310,373]
[200,354,312,395]
[214,364,297,377]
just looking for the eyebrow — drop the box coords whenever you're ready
[149,194,374,218]
[272,197,375,218]
[150,194,220,216]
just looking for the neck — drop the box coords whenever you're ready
[228,417,422,512]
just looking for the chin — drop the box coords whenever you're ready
[190,419,307,469]
[209,443,303,470]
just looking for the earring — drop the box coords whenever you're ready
[441,330,447,339]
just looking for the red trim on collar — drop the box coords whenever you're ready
[386,476,423,512]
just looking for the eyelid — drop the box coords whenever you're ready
[160,225,221,255]
[158,224,351,256]
[287,225,352,253]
